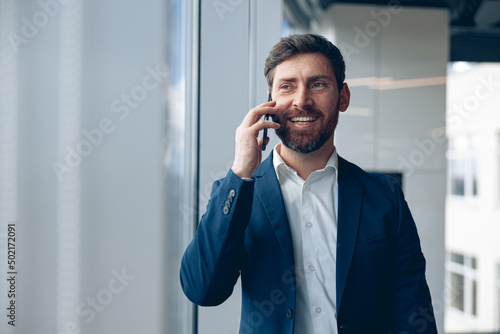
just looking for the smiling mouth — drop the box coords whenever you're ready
[290,116,318,124]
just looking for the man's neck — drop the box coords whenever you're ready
[276,139,335,180]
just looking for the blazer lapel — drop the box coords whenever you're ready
[254,153,295,272]
[336,156,363,310]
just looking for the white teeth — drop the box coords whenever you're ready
[291,117,316,123]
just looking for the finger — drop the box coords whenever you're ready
[245,107,278,126]
[241,103,279,126]
[258,100,277,108]
[250,119,281,133]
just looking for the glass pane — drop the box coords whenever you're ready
[450,272,465,311]
[165,0,196,333]
[451,159,465,196]
[451,252,465,265]
[472,280,477,316]
[471,159,478,196]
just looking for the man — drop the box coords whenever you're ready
[180,34,437,333]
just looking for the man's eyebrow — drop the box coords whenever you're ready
[308,75,334,82]
[276,75,333,83]
[276,77,297,83]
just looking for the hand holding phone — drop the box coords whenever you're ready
[262,92,272,151]
[231,93,279,179]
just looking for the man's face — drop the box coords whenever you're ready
[271,52,349,154]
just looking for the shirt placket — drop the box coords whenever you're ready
[301,181,325,323]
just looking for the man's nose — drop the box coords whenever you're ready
[293,86,312,109]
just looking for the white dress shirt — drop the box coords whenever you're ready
[273,144,339,334]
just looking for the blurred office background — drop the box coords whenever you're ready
[0,0,499,333]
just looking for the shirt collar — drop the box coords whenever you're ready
[272,143,338,181]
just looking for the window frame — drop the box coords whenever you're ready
[446,252,479,319]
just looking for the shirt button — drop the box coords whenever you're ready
[304,185,311,191]
[306,222,313,229]
[286,308,293,319]
[308,265,315,272]
[316,307,322,314]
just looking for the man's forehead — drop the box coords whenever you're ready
[273,53,335,81]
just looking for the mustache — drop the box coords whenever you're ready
[272,106,321,123]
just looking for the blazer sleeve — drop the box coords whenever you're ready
[391,181,438,334]
[180,169,254,306]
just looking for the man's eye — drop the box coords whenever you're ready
[280,84,291,90]
[313,82,325,88]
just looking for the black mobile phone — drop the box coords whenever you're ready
[262,92,272,151]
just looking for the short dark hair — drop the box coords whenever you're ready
[264,34,346,92]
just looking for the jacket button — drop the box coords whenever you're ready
[286,308,293,319]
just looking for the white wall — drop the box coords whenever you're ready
[313,4,447,333]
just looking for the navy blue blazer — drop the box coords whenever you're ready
[180,153,437,333]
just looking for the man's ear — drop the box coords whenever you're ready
[339,83,350,112]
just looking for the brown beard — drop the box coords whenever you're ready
[272,102,340,154]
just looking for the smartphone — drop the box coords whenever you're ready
[262,92,272,151]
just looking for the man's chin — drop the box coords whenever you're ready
[281,136,323,154]
[277,129,334,154]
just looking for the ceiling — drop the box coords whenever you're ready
[284,0,500,62]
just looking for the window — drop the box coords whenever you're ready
[448,137,478,197]
[165,0,199,333]
[447,252,478,317]
[450,155,465,196]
